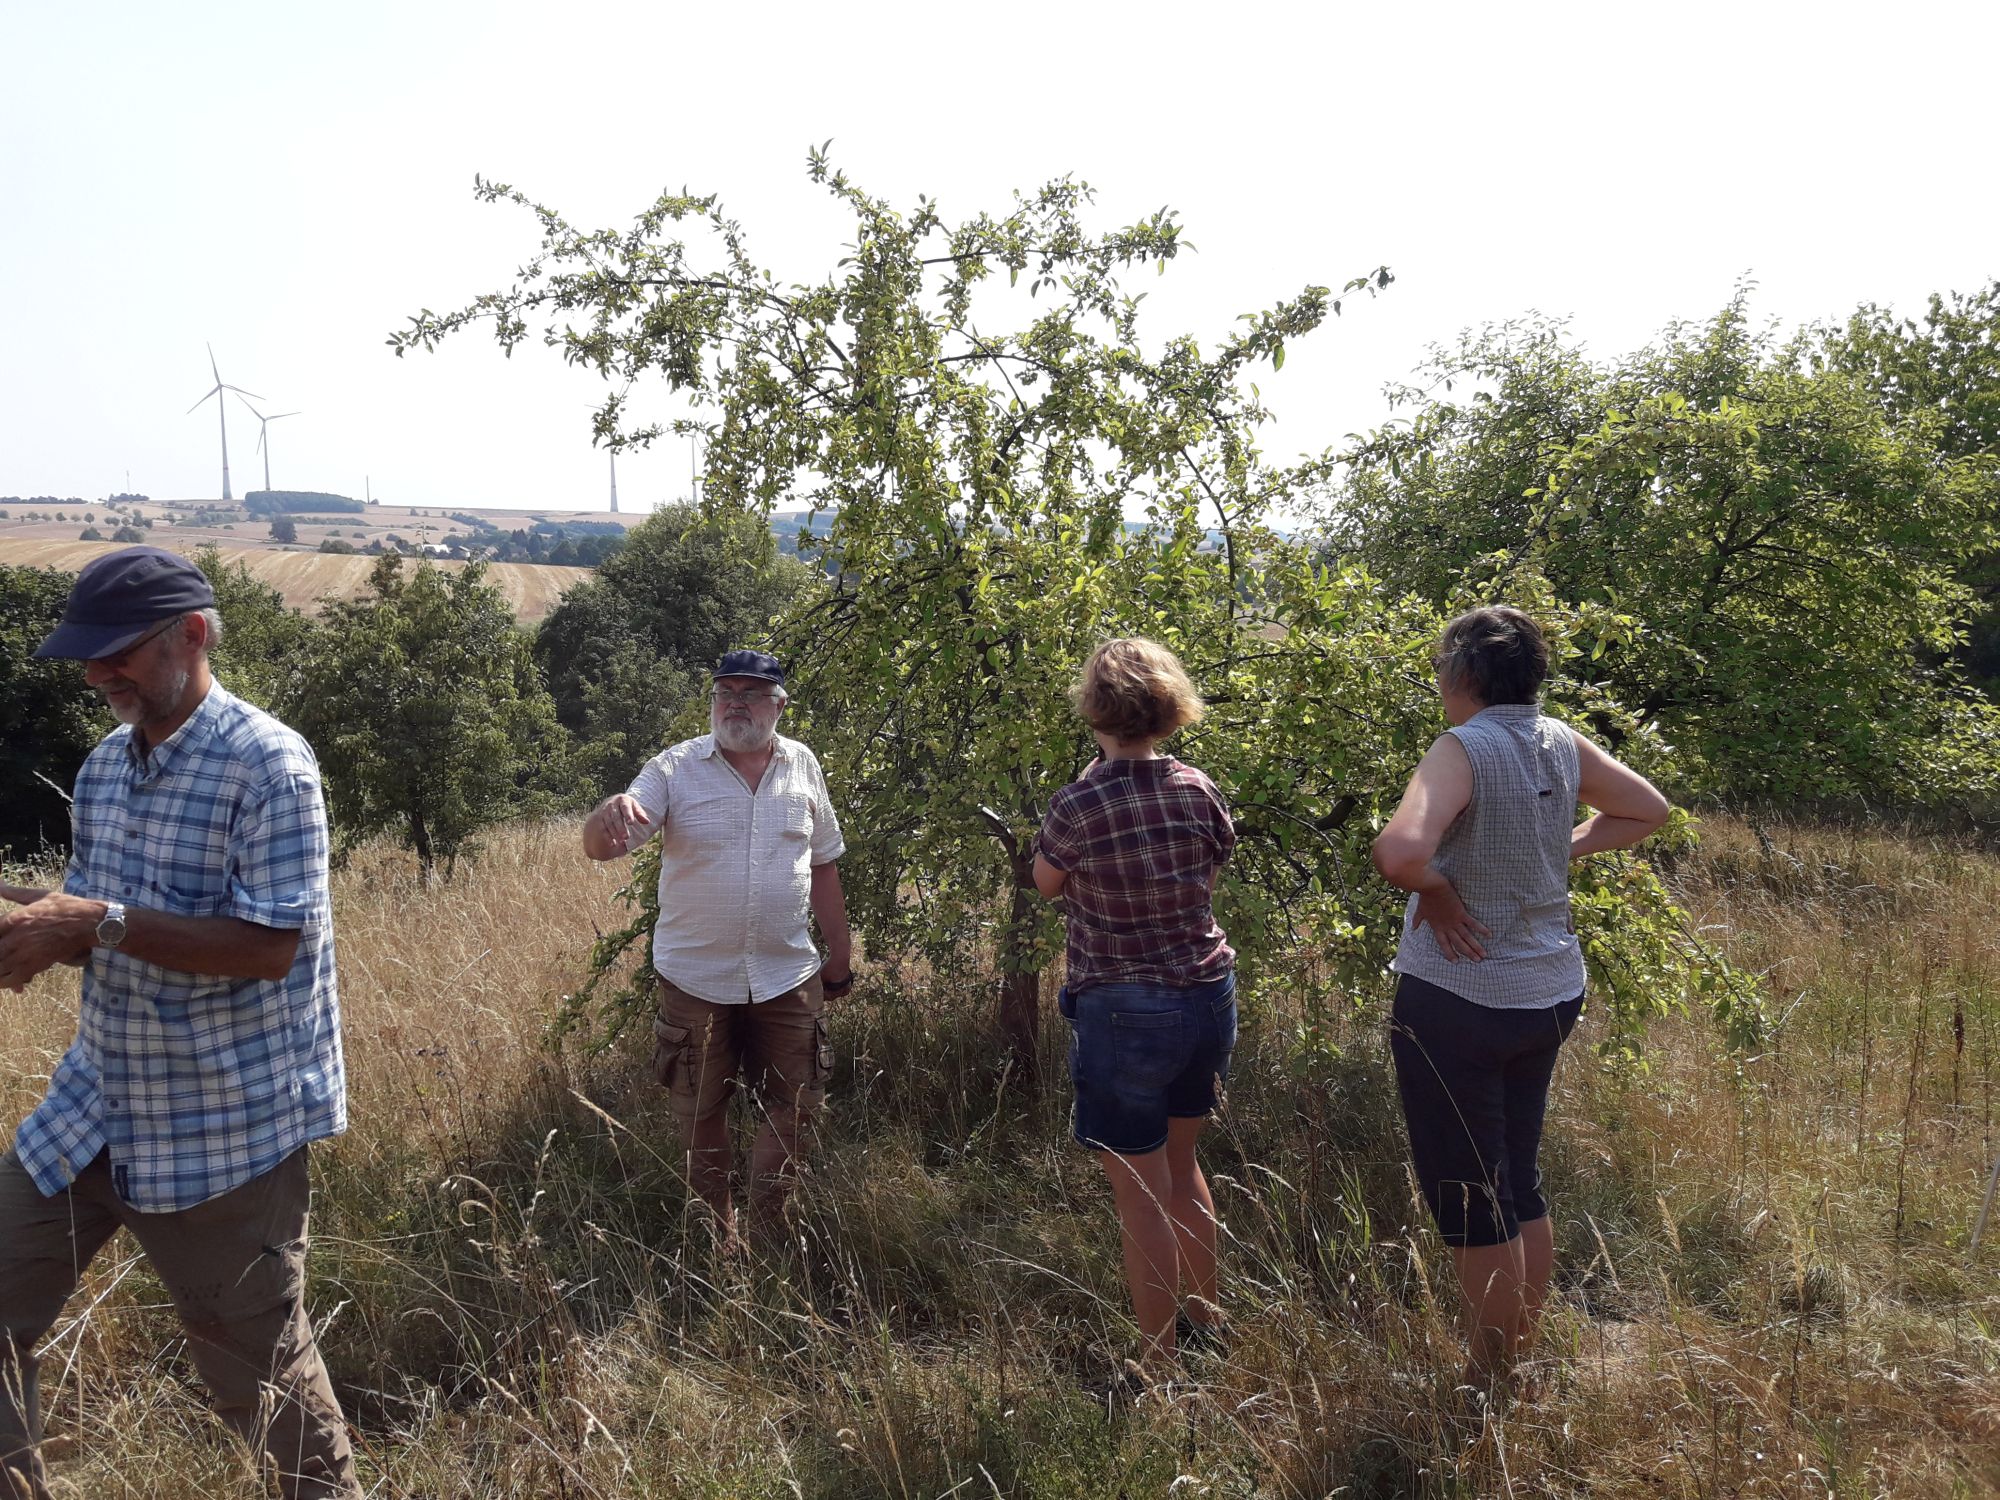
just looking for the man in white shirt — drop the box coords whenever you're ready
[583,650,852,1249]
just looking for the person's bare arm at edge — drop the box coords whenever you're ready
[1032,853,1068,900]
[582,794,654,861]
[0,883,299,991]
[1370,733,1491,963]
[810,860,853,989]
[1569,730,1672,859]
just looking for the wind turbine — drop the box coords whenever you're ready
[237,397,301,493]
[186,345,261,501]
[584,404,620,513]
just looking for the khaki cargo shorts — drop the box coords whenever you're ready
[650,974,832,1126]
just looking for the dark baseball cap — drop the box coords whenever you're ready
[35,547,218,661]
[712,649,784,686]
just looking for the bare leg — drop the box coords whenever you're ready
[747,1109,805,1240]
[1516,1215,1555,1355]
[1099,1146,1180,1372]
[1452,1235,1526,1388]
[682,1111,738,1249]
[1163,1117,1219,1326]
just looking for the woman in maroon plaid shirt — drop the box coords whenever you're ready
[1033,638,1237,1377]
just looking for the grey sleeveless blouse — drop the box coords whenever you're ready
[1390,704,1586,1009]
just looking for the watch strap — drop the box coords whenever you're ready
[96,900,128,949]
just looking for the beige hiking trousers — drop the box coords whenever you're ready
[0,1145,359,1499]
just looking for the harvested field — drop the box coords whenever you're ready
[0,537,589,623]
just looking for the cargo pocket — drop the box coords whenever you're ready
[651,1017,692,1093]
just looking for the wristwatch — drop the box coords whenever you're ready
[95,901,128,949]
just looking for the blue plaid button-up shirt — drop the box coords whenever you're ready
[13,682,347,1211]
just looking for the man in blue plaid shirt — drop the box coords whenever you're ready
[0,548,358,1499]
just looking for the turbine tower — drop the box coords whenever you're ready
[584,403,621,513]
[186,345,261,501]
[237,397,301,493]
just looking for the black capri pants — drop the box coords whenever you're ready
[1388,972,1583,1248]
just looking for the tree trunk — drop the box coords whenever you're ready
[977,803,1045,1088]
[411,809,435,884]
[996,862,1042,1086]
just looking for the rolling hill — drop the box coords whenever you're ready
[0,538,588,623]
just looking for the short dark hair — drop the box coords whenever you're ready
[1434,606,1548,706]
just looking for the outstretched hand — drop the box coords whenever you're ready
[592,795,653,855]
[1412,882,1490,963]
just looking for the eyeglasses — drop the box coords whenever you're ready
[710,687,781,705]
[91,615,184,670]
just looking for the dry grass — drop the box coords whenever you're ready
[3,813,1998,1497]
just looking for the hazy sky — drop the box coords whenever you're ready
[5,1,1994,512]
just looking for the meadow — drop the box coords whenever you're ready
[3,813,1996,1498]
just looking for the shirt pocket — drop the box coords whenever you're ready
[779,794,814,845]
[152,879,228,917]
[668,786,742,857]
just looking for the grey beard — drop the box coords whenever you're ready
[105,666,191,728]
[712,714,777,753]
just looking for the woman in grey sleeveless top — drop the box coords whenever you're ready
[1372,606,1670,1393]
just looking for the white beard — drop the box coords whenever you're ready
[712,710,777,754]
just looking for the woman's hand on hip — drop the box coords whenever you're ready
[1413,882,1490,962]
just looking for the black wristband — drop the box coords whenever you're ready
[823,971,854,994]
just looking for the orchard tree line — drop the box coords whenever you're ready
[6,161,1995,1065]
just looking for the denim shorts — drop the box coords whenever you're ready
[1061,971,1237,1155]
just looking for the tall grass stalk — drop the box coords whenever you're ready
[2,813,1996,1496]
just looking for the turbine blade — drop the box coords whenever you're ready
[236,393,265,420]
[270,411,301,421]
[220,384,265,400]
[186,385,222,414]
[208,342,221,383]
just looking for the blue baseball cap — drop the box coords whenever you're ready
[713,649,784,686]
[35,547,218,661]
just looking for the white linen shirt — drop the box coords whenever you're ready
[625,733,844,1004]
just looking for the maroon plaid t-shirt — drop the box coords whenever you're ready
[1036,756,1236,992]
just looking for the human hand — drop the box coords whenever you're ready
[0,892,99,992]
[594,795,653,855]
[819,962,854,1000]
[1412,882,1490,963]
[0,879,51,908]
